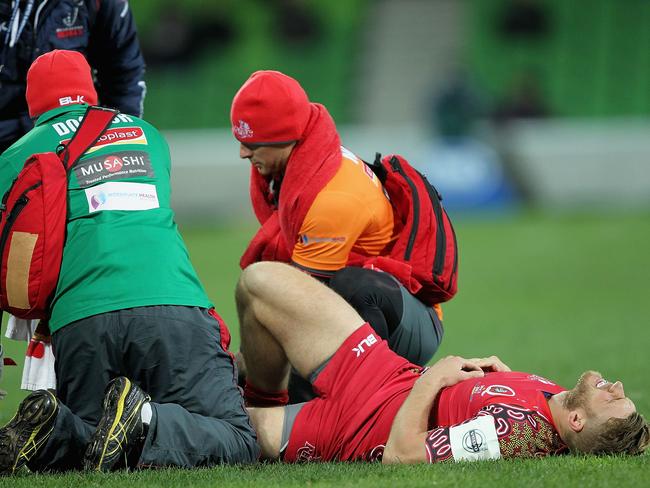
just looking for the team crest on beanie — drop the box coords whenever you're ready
[234,120,254,139]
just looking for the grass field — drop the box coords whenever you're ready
[1,212,649,486]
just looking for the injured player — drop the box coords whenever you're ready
[237,262,649,463]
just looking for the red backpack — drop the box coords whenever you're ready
[0,106,118,319]
[366,153,458,304]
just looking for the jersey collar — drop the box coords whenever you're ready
[34,104,91,126]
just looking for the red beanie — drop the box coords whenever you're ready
[26,50,98,118]
[230,70,312,144]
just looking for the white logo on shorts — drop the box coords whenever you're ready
[352,334,378,357]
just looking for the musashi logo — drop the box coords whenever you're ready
[73,151,154,188]
[62,127,147,153]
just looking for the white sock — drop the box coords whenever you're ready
[140,402,152,425]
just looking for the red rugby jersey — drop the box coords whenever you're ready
[425,371,569,462]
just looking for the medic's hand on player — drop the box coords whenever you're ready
[467,355,512,373]
[422,355,485,389]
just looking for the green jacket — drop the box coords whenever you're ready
[0,105,211,332]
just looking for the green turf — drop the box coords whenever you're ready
[1,455,649,488]
[1,212,649,486]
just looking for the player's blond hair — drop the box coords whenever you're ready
[570,412,649,455]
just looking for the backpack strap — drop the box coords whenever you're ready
[365,152,387,183]
[59,106,119,171]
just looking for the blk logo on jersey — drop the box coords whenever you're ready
[352,334,378,357]
[73,151,154,187]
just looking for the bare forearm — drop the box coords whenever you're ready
[383,376,444,464]
[382,356,485,464]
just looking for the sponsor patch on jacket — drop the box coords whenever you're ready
[299,234,346,245]
[62,127,147,153]
[85,182,159,213]
[56,26,84,38]
[73,151,154,188]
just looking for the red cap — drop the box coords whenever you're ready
[26,50,98,118]
[230,70,312,144]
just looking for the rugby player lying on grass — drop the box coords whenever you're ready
[237,262,649,463]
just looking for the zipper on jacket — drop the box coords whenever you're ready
[389,156,419,261]
[0,183,42,260]
[419,173,447,278]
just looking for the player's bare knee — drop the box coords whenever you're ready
[246,406,283,460]
[239,262,283,300]
[238,263,271,311]
[235,271,252,310]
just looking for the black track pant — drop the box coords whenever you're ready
[31,305,259,471]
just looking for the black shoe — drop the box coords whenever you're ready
[0,389,58,475]
[83,377,150,472]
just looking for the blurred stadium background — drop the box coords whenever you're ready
[2,0,650,429]
[130,0,650,221]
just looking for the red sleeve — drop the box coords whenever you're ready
[425,403,568,463]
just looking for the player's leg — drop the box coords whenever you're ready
[0,313,125,474]
[289,266,414,402]
[85,306,259,470]
[236,261,365,392]
[246,407,285,459]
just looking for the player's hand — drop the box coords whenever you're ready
[422,355,485,388]
[467,355,511,373]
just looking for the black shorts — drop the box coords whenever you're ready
[329,266,444,366]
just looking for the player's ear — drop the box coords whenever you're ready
[568,410,585,433]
